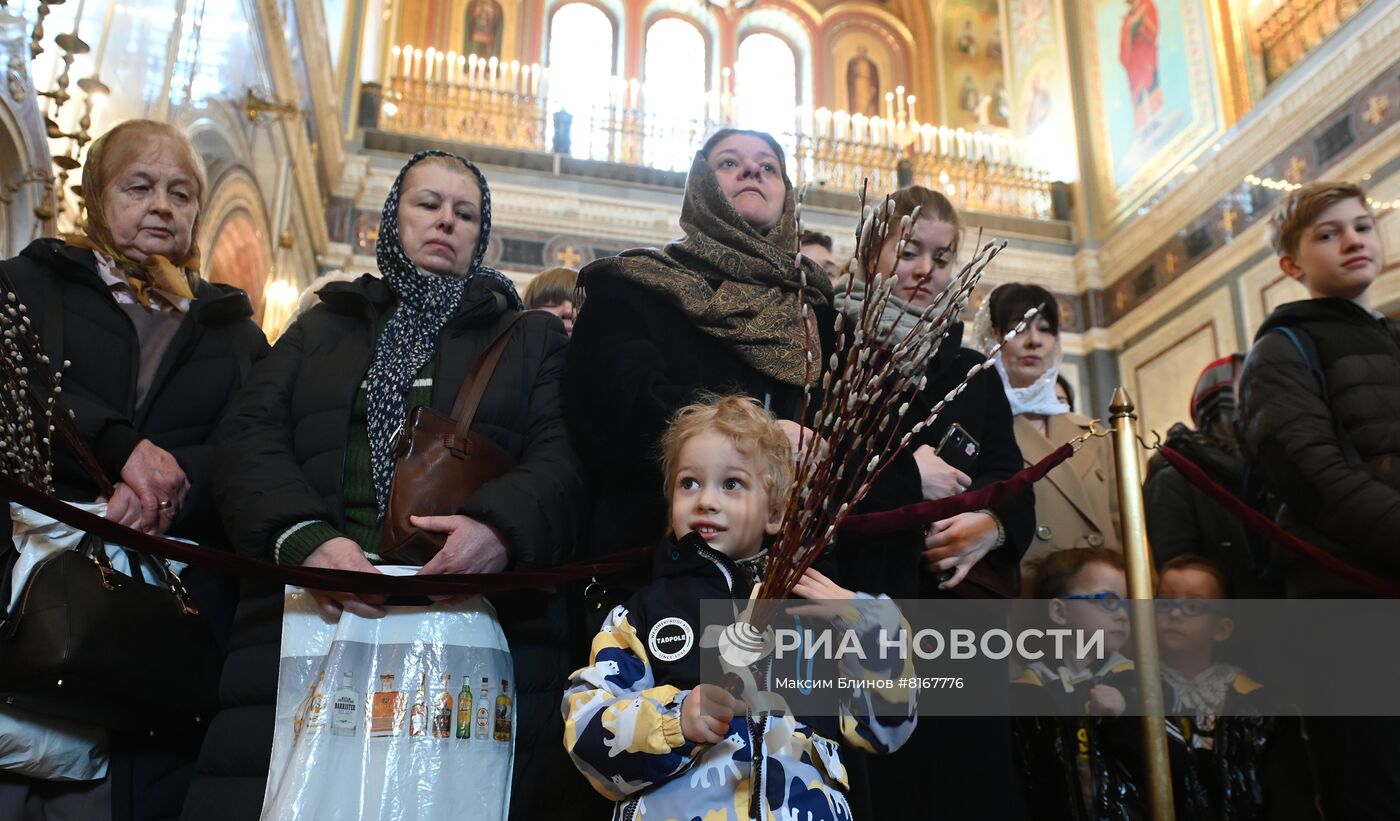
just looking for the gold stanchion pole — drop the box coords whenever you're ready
[1108,387,1174,821]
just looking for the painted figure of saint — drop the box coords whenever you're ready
[1119,0,1163,130]
[993,81,1011,126]
[957,20,976,55]
[846,47,881,117]
[959,75,980,113]
[1026,72,1052,133]
[466,0,504,61]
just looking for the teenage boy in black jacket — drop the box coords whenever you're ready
[1237,181,1397,820]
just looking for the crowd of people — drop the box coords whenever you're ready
[0,116,1392,821]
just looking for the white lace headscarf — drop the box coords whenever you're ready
[969,288,1069,417]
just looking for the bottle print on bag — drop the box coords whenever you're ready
[330,671,360,737]
[456,675,473,739]
[409,672,429,737]
[433,674,453,739]
[475,677,491,738]
[370,673,405,737]
[494,679,512,742]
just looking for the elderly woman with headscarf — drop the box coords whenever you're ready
[0,119,267,820]
[564,129,836,561]
[183,150,583,821]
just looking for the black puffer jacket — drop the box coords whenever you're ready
[0,238,269,539]
[1144,426,1267,598]
[1,238,268,821]
[182,274,585,821]
[1239,297,1400,598]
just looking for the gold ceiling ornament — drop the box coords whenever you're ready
[32,22,95,232]
[28,0,66,61]
[243,88,303,124]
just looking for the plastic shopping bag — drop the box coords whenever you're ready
[261,568,514,821]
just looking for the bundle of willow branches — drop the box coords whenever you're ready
[0,287,111,497]
[749,191,1036,631]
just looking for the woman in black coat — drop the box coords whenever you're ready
[182,150,584,821]
[564,129,836,561]
[0,119,267,821]
[834,185,1034,821]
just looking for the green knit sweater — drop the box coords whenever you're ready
[273,361,436,566]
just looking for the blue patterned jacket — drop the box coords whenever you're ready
[562,533,917,821]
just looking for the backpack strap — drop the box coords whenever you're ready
[1271,326,1362,468]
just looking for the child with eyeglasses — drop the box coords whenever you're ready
[1156,554,1283,821]
[1012,547,1144,820]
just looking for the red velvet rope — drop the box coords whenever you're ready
[1158,445,1400,598]
[0,474,649,597]
[839,442,1077,535]
[1,444,1076,595]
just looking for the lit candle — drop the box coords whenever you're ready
[457,55,466,88]
[883,91,894,122]
[510,60,520,95]
[870,115,883,146]
[425,47,436,83]
[815,107,831,140]
[401,44,412,80]
[412,48,423,82]
[722,67,732,99]
[520,63,531,97]
[834,110,850,141]
[468,54,479,90]
[390,45,401,81]
[446,50,457,85]
[852,113,866,144]
[938,126,949,156]
[955,128,967,160]
[907,95,917,125]
[628,77,639,109]
[895,85,905,120]
[436,51,445,84]
[488,56,499,91]
[921,123,933,153]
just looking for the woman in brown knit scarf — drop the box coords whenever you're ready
[563,129,836,561]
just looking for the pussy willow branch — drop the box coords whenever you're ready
[0,288,113,497]
[749,199,1035,632]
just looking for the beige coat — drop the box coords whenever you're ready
[1015,411,1121,572]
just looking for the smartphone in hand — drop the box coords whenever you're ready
[935,422,980,475]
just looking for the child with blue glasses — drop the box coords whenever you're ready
[1012,547,1143,820]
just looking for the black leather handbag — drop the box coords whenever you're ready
[0,533,221,732]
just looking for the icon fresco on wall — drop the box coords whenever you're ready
[1085,0,1222,222]
[831,28,899,121]
[465,0,504,61]
[941,0,1008,130]
[846,46,881,118]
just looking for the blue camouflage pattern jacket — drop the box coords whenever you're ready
[562,533,917,821]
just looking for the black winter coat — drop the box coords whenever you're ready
[841,322,1034,601]
[858,323,1035,821]
[1239,298,1400,597]
[0,238,268,821]
[0,238,269,539]
[182,274,585,821]
[1144,426,1265,598]
[563,269,837,559]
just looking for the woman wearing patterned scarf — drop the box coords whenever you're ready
[192,150,584,821]
[563,129,836,561]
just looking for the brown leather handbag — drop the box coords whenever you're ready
[377,315,523,565]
